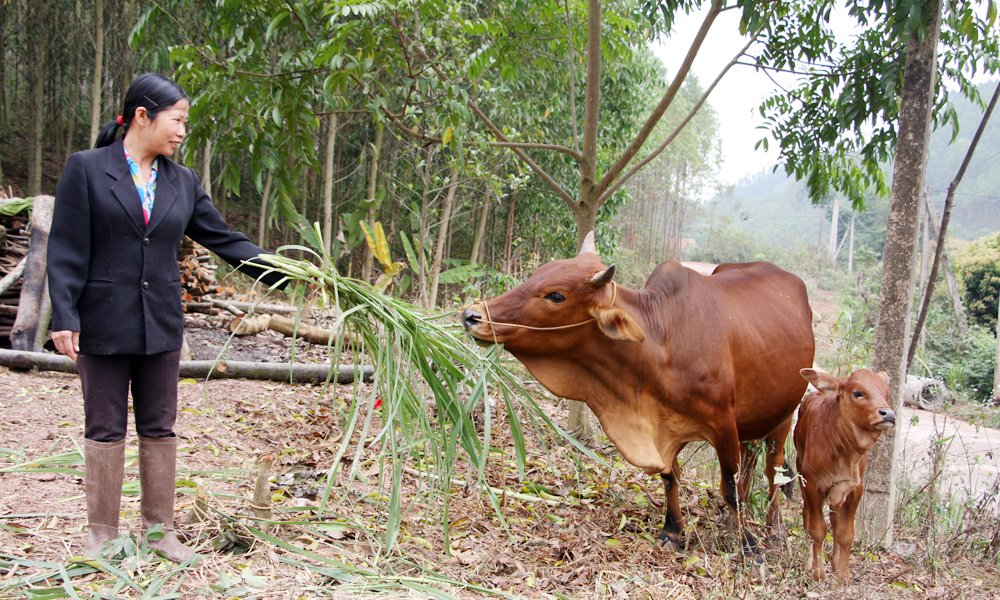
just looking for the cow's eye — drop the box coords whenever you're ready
[545,292,566,303]
[852,391,863,398]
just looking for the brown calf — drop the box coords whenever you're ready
[794,368,894,585]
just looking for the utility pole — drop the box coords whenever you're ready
[828,195,840,262]
[848,213,856,274]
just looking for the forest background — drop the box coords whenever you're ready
[4,0,724,311]
[3,0,1000,398]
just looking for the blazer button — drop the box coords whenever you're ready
[143,237,150,246]
[142,281,150,290]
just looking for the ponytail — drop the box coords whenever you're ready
[94,120,122,149]
[94,74,189,150]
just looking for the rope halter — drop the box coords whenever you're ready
[476,281,618,341]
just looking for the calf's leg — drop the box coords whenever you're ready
[830,484,863,589]
[801,483,828,581]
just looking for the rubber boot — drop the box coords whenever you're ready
[138,436,196,563]
[83,438,126,559]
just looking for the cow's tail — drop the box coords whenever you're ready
[781,459,795,498]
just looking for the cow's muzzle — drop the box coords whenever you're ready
[875,408,896,430]
[462,307,483,331]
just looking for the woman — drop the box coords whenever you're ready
[48,73,283,562]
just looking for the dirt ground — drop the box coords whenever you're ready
[1,311,999,599]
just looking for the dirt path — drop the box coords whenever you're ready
[896,406,1000,505]
[1,360,998,598]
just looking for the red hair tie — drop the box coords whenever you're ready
[117,115,124,126]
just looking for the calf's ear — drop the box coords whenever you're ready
[592,306,645,343]
[877,371,889,386]
[800,368,840,394]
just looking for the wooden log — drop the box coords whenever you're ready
[196,268,216,285]
[230,313,271,335]
[0,349,375,383]
[208,299,244,317]
[200,299,303,317]
[184,303,221,316]
[266,315,346,347]
[10,195,54,350]
[32,278,52,351]
[0,256,26,295]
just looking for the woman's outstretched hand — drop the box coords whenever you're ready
[52,330,80,361]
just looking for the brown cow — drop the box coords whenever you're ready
[794,368,894,586]
[462,233,815,553]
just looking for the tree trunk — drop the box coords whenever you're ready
[918,194,930,356]
[201,139,213,199]
[567,0,602,437]
[428,163,458,308]
[570,0,603,254]
[33,278,51,351]
[859,0,942,548]
[10,196,54,350]
[469,193,491,267]
[322,114,338,256]
[89,0,104,148]
[65,36,81,161]
[0,1,7,127]
[504,190,517,275]
[257,170,272,248]
[26,21,44,197]
[994,298,1000,401]
[218,156,228,219]
[361,122,383,282]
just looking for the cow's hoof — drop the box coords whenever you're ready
[740,532,761,559]
[657,532,682,552]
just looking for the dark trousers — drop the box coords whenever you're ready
[78,351,181,443]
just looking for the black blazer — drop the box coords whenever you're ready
[48,138,283,355]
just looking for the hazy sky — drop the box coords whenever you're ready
[651,5,871,187]
[652,8,789,186]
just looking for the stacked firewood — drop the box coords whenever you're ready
[178,238,233,303]
[0,213,30,344]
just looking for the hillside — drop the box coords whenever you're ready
[701,80,1000,247]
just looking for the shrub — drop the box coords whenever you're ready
[954,232,1000,334]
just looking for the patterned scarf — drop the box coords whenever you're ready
[123,147,158,226]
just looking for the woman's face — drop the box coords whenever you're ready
[142,98,189,157]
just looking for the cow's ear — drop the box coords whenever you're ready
[800,368,840,394]
[592,306,645,343]
[877,371,890,386]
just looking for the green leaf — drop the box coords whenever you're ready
[438,263,486,284]
[265,9,290,40]
[400,232,421,275]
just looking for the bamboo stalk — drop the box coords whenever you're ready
[252,457,273,534]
